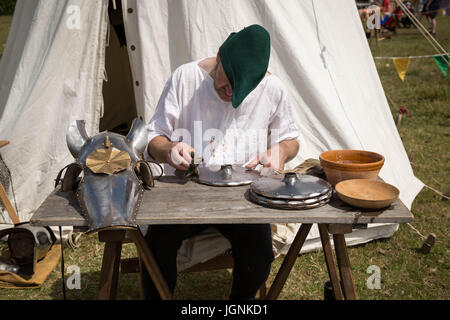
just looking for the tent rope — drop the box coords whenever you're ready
[374,53,450,59]
[396,0,449,57]
[423,184,450,200]
[394,0,450,66]
[406,222,425,240]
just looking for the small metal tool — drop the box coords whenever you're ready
[185,152,203,178]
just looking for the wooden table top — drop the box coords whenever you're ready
[30,175,413,227]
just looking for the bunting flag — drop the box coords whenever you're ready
[433,55,449,77]
[393,58,411,82]
[375,53,450,81]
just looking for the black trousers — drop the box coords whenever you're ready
[141,224,274,300]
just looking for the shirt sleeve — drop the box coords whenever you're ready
[144,72,182,160]
[146,72,182,140]
[267,78,300,148]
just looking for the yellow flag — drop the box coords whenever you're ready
[393,58,411,82]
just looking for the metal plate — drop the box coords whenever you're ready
[250,173,331,200]
[196,165,259,187]
[248,188,332,210]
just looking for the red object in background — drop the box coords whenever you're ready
[399,106,411,117]
[383,0,391,13]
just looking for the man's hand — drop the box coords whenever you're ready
[245,139,299,171]
[167,142,195,171]
[148,136,194,171]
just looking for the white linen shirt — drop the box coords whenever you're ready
[145,60,299,172]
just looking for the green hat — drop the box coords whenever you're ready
[219,24,271,108]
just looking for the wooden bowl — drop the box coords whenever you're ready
[335,179,399,210]
[319,150,385,186]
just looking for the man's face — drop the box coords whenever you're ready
[214,61,233,102]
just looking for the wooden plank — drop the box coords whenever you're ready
[30,177,414,227]
[30,189,87,227]
[98,239,122,300]
[333,234,357,300]
[135,177,413,225]
[318,224,344,300]
[137,177,413,225]
[266,223,312,300]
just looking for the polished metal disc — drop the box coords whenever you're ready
[249,188,331,210]
[250,173,331,200]
[196,165,259,187]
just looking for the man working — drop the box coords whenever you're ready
[143,24,300,300]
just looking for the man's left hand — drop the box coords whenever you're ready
[245,139,299,171]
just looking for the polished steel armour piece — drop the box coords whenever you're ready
[249,173,332,210]
[0,222,56,275]
[196,165,259,186]
[248,188,332,210]
[60,118,152,234]
[250,173,331,200]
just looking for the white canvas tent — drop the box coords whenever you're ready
[0,0,423,270]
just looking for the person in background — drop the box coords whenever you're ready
[359,9,372,39]
[423,0,441,36]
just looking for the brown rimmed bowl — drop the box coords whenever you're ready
[319,149,385,186]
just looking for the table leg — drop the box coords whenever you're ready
[129,229,173,300]
[98,232,124,300]
[318,224,344,300]
[332,233,357,300]
[266,223,312,300]
[0,182,20,224]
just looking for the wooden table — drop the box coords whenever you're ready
[30,175,413,300]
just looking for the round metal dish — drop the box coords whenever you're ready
[250,173,331,200]
[249,188,332,210]
[196,165,259,187]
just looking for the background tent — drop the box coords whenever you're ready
[0,0,423,269]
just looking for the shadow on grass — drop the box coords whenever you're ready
[46,268,233,300]
[47,270,103,300]
[175,269,232,300]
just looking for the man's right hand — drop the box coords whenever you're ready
[166,142,195,171]
[148,136,195,171]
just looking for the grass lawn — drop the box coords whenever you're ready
[0,14,448,300]
[0,15,12,59]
